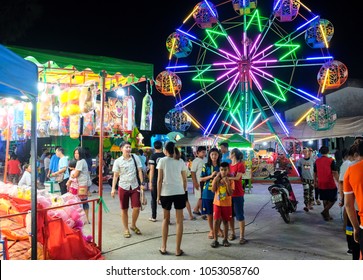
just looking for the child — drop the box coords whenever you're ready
[18,164,31,187]
[66,160,78,195]
[210,161,234,248]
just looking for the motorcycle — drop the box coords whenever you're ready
[264,170,298,223]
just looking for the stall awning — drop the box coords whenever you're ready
[0,44,38,99]
[6,45,153,86]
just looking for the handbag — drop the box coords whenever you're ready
[55,173,64,183]
[78,185,88,198]
[132,155,146,210]
[140,189,147,211]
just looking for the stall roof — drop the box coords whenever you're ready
[6,45,153,86]
[0,44,38,99]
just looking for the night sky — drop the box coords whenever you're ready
[3,0,362,139]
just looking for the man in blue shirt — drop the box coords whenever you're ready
[48,146,60,179]
[220,142,231,164]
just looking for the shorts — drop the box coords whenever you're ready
[160,194,186,210]
[118,186,141,209]
[213,204,232,221]
[202,198,214,215]
[232,196,245,221]
[81,198,89,210]
[319,188,337,202]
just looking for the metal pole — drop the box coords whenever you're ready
[97,71,106,251]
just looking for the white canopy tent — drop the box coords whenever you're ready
[253,116,363,141]
[0,44,38,259]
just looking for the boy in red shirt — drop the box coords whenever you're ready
[7,155,22,184]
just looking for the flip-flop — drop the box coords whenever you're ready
[130,226,142,235]
[175,250,184,256]
[228,234,236,241]
[159,249,168,255]
[222,239,231,247]
[239,238,248,245]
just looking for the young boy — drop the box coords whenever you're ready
[210,161,234,248]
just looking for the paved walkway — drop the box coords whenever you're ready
[84,179,351,260]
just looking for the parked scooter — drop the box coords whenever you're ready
[264,170,298,223]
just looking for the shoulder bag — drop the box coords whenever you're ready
[131,155,147,210]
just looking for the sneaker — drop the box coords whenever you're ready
[316,199,321,205]
[347,249,353,255]
[303,207,309,212]
[148,217,156,222]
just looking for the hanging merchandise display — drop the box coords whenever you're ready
[122,90,135,132]
[108,96,123,133]
[140,81,153,131]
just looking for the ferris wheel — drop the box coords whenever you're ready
[156,0,347,148]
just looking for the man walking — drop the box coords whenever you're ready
[111,141,144,238]
[314,146,339,221]
[148,140,165,222]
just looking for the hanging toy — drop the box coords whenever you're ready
[140,80,153,131]
[69,115,80,139]
[122,88,135,132]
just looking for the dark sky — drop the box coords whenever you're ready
[7,0,362,138]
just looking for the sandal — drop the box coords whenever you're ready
[228,234,236,241]
[239,238,248,245]
[130,226,142,235]
[124,230,131,238]
[210,240,219,248]
[222,239,231,247]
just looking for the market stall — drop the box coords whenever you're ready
[2,45,153,258]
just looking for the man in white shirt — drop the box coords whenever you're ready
[111,141,144,238]
[191,146,207,215]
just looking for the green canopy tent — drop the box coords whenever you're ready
[7,45,153,84]
[218,134,253,149]
[7,45,154,255]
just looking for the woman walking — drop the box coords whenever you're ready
[157,141,188,256]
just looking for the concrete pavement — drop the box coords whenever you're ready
[84,179,351,260]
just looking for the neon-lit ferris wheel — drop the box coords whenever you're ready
[156,0,348,148]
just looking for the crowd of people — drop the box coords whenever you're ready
[295,139,363,260]
[106,138,362,259]
[4,136,362,260]
[108,140,249,256]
